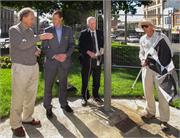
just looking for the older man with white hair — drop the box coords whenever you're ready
[139,19,179,131]
[78,16,104,106]
[9,7,53,137]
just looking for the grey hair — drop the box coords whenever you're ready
[86,16,96,25]
[18,7,35,21]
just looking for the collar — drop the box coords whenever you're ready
[19,22,30,31]
[88,28,96,33]
[146,31,157,39]
[54,25,62,30]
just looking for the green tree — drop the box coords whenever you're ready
[1,0,152,33]
[1,1,59,33]
[112,0,152,44]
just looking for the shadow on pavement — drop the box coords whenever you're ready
[49,114,76,138]
[110,107,163,138]
[142,117,180,138]
[63,111,98,138]
[23,124,43,138]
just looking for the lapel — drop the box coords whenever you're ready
[87,29,93,47]
[52,27,59,46]
[88,29,100,49]
[59,26,65,46]
[52,26,65,46]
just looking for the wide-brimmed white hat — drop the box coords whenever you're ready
[139,19,154,28]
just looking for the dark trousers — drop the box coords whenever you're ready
[43,60,69,109]
[81,60,101,100]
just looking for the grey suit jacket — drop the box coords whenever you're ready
[42,25,74,68]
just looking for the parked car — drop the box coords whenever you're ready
[127,35,140,43]
[0,38,10,48]
[111,34,117,41]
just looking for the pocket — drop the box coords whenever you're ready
[61,59,71,69]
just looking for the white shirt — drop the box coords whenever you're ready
[89,29,100,54]
[139,31,172,65]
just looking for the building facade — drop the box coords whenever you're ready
[0,7,15,38]
[144,0,163,27]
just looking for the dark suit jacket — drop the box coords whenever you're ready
[78,29,104,67]
[42,25,74,69]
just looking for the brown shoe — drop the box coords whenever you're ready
[22,118,41,126]
[11,126,25,137]
[160,122,169,132]
[141,111,155,119]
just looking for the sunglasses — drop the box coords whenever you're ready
[141,25,149,28]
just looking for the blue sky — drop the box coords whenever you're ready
[166,0,180,9]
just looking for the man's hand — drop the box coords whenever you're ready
[141,60,148,67]
[35,48,41,57]
[54,54,67,62]
[39,33,54,40]
[87,50,96,59]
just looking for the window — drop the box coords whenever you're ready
[165,17,171,24]
[4,24,6,32]
[1,10,3,19]
[176,15,180,19]
[147,9,156,16]
[176,19,180,24]
[158,8,160,15]
[158,17,161,25]
[4,11,6,19]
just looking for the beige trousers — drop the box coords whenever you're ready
[142,66,170,122]
[10,63,39,129]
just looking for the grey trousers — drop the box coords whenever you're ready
[43,60,69,109]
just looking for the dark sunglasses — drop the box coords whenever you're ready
[141,25,149,28]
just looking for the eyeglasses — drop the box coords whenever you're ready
[141,25,149,28]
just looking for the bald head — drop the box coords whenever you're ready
[87,16,96,31]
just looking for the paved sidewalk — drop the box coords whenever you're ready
[0,98,180,138]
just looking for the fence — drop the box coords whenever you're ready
[109,13,180,72]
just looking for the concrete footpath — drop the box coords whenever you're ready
[0,98,180,138]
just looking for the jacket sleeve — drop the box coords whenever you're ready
[9,27,40,50]
[78,32,88,55]
[41,29,56,59]
[139,37,146,65]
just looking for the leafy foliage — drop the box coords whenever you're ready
[112,0,152,14]
[1,0,152,25]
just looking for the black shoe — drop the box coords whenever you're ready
[93,97,104,105]
[46,107,53,119]
[11,127,25,137]
[81,99,88,107]
[61,105,73,113]
[160,122,169,132]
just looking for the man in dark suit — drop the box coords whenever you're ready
[78,16,104,106]
[42,10,74,118]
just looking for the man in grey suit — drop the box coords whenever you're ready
[42,10,74,118]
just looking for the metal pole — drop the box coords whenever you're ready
[95,10,99,30]
[103,0,112,111]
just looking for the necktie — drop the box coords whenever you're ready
[91,32,96,52]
